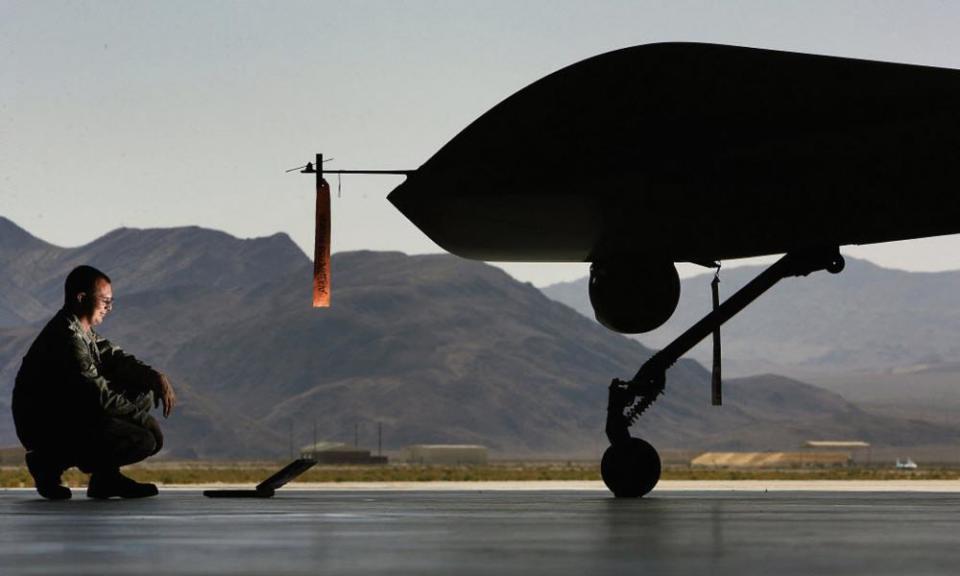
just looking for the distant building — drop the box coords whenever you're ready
[300,442,387,465]
[404,445,488,465]
[804,440,871,464]
[691,451,851,468]
[804,441,870,450]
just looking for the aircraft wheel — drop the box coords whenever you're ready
[601,437,661,498]
[826,254,845,274]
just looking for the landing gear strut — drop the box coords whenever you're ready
[601,248,845,497]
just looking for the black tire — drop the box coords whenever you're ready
[601,437,661,498]
[826,254,845,274]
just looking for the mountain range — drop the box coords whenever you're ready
[542,258,960,420]
[543,258,960,375]
[1,216,957,459]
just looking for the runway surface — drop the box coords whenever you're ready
[3,484,960,575]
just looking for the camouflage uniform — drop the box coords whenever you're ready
[12,309,163,473]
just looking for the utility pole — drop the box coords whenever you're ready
[378,422,382,457]
[354,422,359,448]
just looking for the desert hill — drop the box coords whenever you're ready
[543,258,960,376]
[1,218,956,459]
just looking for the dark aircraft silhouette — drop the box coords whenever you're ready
[389,43,960,330]
[385,42,960,496]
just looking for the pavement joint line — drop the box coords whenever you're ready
[5,480,960,492]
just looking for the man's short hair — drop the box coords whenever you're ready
[64,265,111,306]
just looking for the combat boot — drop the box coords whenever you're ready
[25,451,72,500]
[87,469,158,499]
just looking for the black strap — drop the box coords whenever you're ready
[711,268,722,406]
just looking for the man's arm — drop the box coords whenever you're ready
[96,338,155,392]
[96,337,176,418]
[68,334,151,426]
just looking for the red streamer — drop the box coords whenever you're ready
[313,178,331,307]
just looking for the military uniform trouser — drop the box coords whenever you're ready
[26,416,163,475]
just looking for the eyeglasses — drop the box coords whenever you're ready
[94,296,114,309]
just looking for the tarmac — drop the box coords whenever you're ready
[3,481,960,575]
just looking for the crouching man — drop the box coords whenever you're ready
[12,265,176,500]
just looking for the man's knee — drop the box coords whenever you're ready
[123,419,161,461]
[77,417,162,471]
[144,416,163,456]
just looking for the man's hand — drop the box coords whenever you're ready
[152,372,177,418]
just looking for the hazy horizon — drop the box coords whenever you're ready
[8,213,960,288]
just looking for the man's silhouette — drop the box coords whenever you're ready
[12,265,177,499]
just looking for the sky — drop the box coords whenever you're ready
[4,0,960,286]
